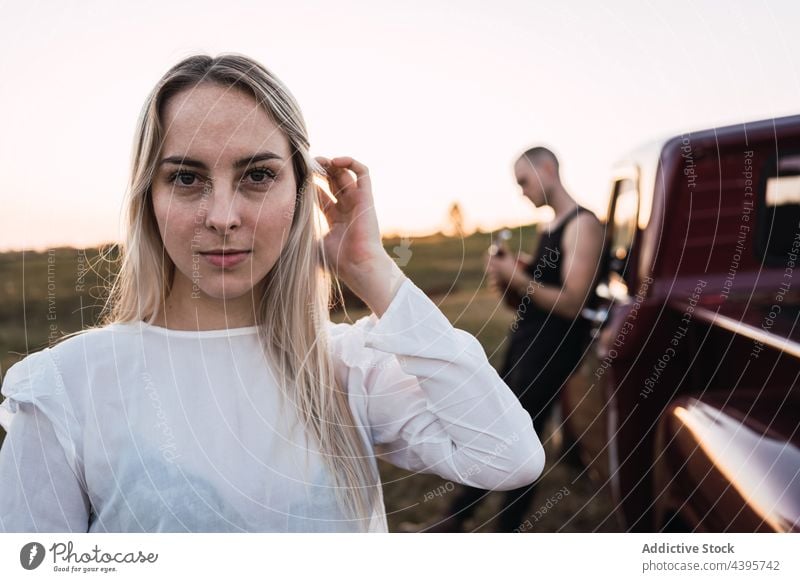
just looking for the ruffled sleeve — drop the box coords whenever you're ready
[329,276,545,491]
[0,349,90,532]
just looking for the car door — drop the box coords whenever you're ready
[562,166,641,488]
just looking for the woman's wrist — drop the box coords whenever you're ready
[342,253,407,318]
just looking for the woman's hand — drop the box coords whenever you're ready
[315,156,406,317]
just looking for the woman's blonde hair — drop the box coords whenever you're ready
[97,53,381,530]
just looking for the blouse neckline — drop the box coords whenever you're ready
[112,321,260,338]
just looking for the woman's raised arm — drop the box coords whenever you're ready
[331,276,546,491]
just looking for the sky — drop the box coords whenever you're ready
[1,0,799,251]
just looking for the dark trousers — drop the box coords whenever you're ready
[442,322,582,531]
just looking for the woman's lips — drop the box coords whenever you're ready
[200,250,251,268]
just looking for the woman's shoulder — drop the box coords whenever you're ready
[2,324,130,399]
[48,323,130,364]
[1,348,61,401]
[0,345,71,431]
[0,327,123,443]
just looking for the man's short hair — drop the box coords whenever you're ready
[520,146,559,173]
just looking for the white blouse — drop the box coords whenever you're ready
[0,276,545,533]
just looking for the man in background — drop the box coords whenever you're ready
[431,146,604,532]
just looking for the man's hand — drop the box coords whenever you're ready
[486,245,529,303]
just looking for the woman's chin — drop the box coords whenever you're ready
[193,282,259,302]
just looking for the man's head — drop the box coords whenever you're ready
[514,146,560,208]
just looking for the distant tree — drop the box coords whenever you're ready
[448,202,465,237]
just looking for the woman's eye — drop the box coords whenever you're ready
[245,167,277,185]
[178,172,196,186]
[169,171,199,187]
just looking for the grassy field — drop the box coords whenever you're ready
[0,226,619,532]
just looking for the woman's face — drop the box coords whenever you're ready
[151,82,298,304]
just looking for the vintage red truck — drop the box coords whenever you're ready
[562,113,800,532]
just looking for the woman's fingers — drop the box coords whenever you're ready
[313,155,355,200]
[312,155,375,222]
[329,166,356,198]
[316,183,335,217]
[329,156,372,194]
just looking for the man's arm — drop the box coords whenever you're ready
[510,212,604,320]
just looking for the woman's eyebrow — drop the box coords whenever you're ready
[158,151,284,169]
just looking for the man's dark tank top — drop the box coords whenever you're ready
[511,205,597,339]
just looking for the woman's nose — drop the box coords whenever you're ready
[202,179,242,234]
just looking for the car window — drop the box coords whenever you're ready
[607,178,639,295]
[760,153,800,265]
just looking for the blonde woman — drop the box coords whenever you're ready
[0,53,545,533]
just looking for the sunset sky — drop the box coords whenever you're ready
[1,0,799,251]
